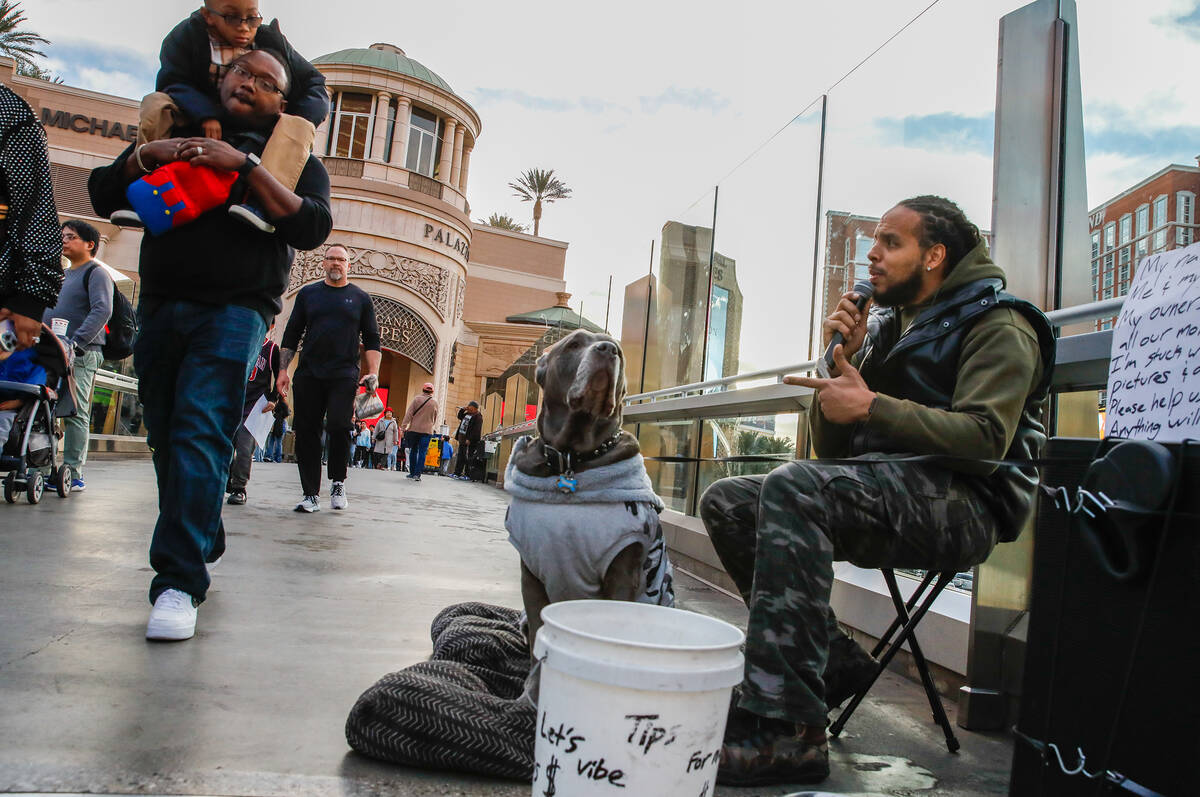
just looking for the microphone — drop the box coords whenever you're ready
[817,280,874,378]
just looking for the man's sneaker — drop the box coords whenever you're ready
[227,491,246,505]
[145,589,198,641]
[229,203,276,234]
[295,494,321,513]
[110,209,145,229]
[717,707,829,786]
[69,478,86,492]
[330,481,348,510]
[206,555,222,574]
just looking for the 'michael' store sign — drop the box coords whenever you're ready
[40,107,138,143]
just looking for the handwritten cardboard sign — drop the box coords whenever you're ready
[1106,243,1200,441]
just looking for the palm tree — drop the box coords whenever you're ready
[508,168,572,237]
[479,212,527,233]
[0,1,49,74]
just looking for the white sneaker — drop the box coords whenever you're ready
[206,555,222,575]
[295,494,321,513]
[330,481,348,510]
[146,588,197,641]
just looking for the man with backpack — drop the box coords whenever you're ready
[43,221,113,492]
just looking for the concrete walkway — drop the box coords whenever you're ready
[0,460,1012,796]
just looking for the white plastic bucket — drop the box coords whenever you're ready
[531,600,745,796]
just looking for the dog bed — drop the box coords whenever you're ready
[345,602,537,780]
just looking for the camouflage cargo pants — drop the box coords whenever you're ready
[698,456,999,727]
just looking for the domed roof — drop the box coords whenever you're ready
[312,43,455,96]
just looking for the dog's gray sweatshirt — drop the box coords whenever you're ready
[505,436,675,607]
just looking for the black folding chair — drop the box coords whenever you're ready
[827,568,961,753]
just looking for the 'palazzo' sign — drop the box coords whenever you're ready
[41,108,138,143]
[424,223,469,260]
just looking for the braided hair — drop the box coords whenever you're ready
[897,195,982,273]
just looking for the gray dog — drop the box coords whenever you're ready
[504,329,674,651]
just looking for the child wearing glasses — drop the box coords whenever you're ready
[112,1,327,234]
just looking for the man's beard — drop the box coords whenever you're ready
[874,266,925,308]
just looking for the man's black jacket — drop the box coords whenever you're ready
[456,408,483,443]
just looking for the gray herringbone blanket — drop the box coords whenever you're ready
[345,602,536,780]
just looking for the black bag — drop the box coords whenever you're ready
[375,421,389,442]
[83,264,136,361]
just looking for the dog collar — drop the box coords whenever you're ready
[540,429,624,487]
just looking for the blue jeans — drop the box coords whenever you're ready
[387,445,398,470]
[135,301,266,605]
[265,433,284,462]
[407,432,432,476]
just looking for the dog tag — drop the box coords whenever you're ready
[556,474,578,494]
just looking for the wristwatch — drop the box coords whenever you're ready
[237,152,262,178]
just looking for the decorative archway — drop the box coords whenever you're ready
[372,295,437,374]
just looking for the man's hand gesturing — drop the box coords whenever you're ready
[784,345,877,425]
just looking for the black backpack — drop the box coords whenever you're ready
[83,263,137,361]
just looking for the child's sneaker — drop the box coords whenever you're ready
[110,210,145,229]
[229,203,276,234]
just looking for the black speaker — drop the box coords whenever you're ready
[1010,438,1200,796]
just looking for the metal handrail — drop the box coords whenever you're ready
[624,296,1125,404]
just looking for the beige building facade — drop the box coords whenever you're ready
[14,42,572,433]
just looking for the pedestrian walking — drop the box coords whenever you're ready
[437,435,454,476]
[88,49,332,641]
[400,382,439,481]
[374,408,399,469]
[43,220,112,493]
[264,396,289,463]
[452,401,483,480]
[278,243,381,512]
[226,330,280,505]
[0,83,63,352]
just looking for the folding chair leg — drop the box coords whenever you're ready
[869,569,939,658]
[829,569,961,754]
[882,570,960,753]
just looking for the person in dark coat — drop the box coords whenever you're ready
[452,402,484,481]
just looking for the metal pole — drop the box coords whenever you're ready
[604,275,613,333]
[698,187,720,384]
[639,240,655,395]
[807,94,829,362]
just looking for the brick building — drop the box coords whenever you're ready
[1087,160,1199,329]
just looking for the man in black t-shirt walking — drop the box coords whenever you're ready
[278,243,381,512]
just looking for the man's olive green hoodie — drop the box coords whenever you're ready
[810,241,1044,472]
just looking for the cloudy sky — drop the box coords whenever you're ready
[27,0,1200,376]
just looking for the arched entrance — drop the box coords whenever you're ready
[368,295,440,418]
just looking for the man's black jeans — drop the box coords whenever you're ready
[292,373,357,496]
[454,440,481,478]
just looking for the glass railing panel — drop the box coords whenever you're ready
[695,413,803,504]
[710,108,823,380]
[632,419,698,514]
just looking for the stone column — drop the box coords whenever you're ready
[391,96,412,168]
[313,90,334,156]
[437,118,457,185]
[371,91,392,162]
[458,145,473,193]
[450,125,466,187]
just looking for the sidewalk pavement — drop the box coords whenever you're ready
[0,460,1012,795]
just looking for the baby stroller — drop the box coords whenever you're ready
[0,325,77,504]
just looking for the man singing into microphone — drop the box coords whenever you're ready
[700,196,1055,786]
